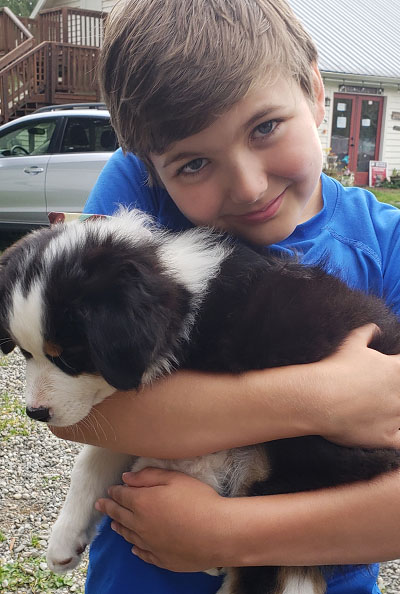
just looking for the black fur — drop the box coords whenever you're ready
[1,220,399,594]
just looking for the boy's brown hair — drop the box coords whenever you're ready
[100,0,318,173]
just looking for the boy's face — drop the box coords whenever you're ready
[150,69,325,245]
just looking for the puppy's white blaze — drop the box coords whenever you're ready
[158,229,231,297]
[282,574,319,594]
[9,282,43,355]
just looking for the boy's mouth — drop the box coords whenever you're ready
[233,190,286,224]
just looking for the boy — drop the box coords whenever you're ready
[52,1,400,592]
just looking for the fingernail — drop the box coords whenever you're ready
[94,501,101,511]
[111,521,117,532]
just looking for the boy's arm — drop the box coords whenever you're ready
[96,466,400,571]
[51,325,400,453]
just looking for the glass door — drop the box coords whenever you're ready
[330,94,384,186]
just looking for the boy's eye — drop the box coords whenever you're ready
[252,120,278,139]
[180,157,208,175]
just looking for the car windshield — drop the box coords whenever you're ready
[0,120,57,157]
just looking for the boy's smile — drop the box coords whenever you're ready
[151,69,325,246]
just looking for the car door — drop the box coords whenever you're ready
[45,115,117,213]
[0,117,59,227]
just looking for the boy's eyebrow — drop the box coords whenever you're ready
[163,105,281,168]
[244,106,281,130]
[163,151,204,168]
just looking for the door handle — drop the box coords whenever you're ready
[24,166,44,175]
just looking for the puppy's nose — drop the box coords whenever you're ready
[26,406,51,422]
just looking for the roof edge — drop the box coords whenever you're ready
[30,0,47,19]
[321,70,400,87]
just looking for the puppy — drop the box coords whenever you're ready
[0,209,399,594]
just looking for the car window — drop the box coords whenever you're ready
[0,119,57,157]
[61,117,118,153]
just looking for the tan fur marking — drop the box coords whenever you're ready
[44,341,63,358]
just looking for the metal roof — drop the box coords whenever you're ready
[288,0,400,80]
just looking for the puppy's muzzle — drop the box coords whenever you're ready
[26,406,52,422]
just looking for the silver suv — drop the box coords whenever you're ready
[0,104,117,230]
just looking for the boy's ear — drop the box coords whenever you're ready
[311,62,325,127]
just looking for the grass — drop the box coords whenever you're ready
[0,392,34,440]
[368,187,400,208]
[0,556,84,593]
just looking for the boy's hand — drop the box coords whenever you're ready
[314,324,400,449]
[95,468,230,572]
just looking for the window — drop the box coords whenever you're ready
[61,117,118,153]
[0,119,57,157]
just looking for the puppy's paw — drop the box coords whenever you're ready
[46,522,93,573]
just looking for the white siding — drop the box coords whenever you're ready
[43,0,82,9]
[381,88,400,176]
[101,0,114,12]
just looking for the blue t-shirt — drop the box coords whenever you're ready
[84,148,400,593]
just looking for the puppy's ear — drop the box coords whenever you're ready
[83,302,160,390]
[78,248,174,391]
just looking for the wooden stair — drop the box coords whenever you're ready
[0,7,105,124]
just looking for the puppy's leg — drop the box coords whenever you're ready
[47,445,132,573]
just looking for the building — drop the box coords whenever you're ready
[30,0,400,184]
[290,0,400,185]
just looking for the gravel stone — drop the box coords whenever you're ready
[1,350,400,592]
[0,350,87,593]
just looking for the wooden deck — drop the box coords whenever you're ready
[0,7,105,124]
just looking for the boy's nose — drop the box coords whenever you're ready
[228,165,268,205]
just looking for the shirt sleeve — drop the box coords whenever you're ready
[369,196,400,316]
[84,149,160,217]
[84,149,193,232]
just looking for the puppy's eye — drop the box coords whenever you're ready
[19,348,32,359]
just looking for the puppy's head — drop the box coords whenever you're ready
[0,215,190,426]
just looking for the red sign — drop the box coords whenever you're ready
[369,161,387,187]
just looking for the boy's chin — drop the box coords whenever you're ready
[233,226,295,247]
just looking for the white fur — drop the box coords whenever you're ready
[157,228,231,300]
[47,445,132,572]
[9,281,44,356]
[24,357,114,426]
[281,573,322,594]
[43,208,155,267]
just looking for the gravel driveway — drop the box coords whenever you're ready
[1,350,400,593]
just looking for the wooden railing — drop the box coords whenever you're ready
[0,41,100,123]
[0,8,105,123]
[0,7,35,70]
[38,8,104,47]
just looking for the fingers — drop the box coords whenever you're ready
[96,496,136,529]
[121,467,177,487]
[95,498,148,550]
[131,546,160,567]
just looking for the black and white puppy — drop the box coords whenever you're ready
[1,210,400,594]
